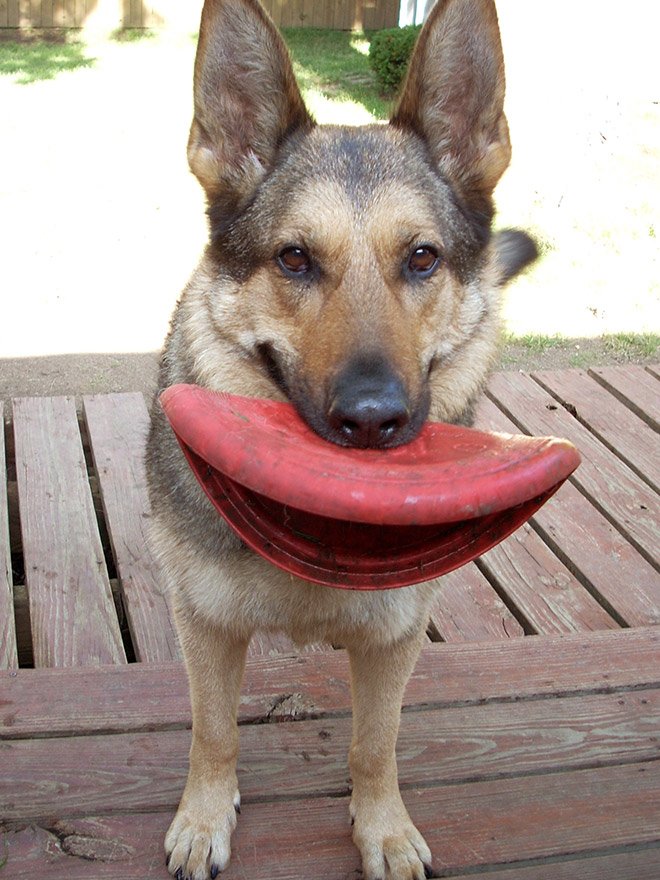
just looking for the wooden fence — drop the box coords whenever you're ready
[0,0,400,30]
[262,0,399,30]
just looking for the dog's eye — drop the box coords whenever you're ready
[408,246,440,278]
[277,246,311,277]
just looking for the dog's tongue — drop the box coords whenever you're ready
[160,385,580,590]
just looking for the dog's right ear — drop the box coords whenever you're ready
[188,0,313,201]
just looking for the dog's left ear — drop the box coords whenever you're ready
[187,0,314,202]
[391,0,510,214]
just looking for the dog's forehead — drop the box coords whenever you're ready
[279,125,437,201]
[269,126,457,236]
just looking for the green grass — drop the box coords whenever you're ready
[501,332,659,370]
[602,333,659,361]
[503,333,565,354]
[109,28,157,43]
[0,39,95,84]
[282,28,391,123]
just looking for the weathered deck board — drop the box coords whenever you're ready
[446,849,660,880]
[0,401,18,669]
[486,371,659,565]
[12,396,125,667]
[478,522,618,634]
[2,360,659,880]
[477,396,660,628]
[3,762,659,878]
[535,368,659,491]
[2,627,658,740]
[4,689,658,822]
[428,563,525,642]
[589,364,660,429]
[82,394,179,663]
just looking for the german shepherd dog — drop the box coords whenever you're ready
[146,1,536,877]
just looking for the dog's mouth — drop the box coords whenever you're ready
[257,343,429,450]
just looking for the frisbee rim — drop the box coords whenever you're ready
[160,384,580,528]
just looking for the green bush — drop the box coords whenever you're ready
[368,25,422,94]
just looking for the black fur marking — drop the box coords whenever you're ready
[257,343,289,396]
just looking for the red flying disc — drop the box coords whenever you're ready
[160,385,580,590]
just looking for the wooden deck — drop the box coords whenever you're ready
[1,365,659,878]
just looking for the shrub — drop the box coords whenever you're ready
[368,25,422,94]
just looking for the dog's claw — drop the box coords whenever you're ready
[424,864,435,879]
[210,866,220,879]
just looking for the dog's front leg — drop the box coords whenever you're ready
[166,606,249,880]
[348,627,432,880]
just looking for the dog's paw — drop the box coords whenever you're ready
[165,783,241,880]
[350,794,433,880]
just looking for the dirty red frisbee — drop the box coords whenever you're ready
[160,385,580,590]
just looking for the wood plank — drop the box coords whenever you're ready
[0,403,18,669]
[131,0,142,28]
[12,397,125,667]
[52,0,64,26]
[41,0,53,28]
[7,0,18,27]
[477,396,660,627]
[2,627,658,739]
[589,364,660,429]
[486,371,660,565]
[75,0,85,28]
[64,0,75,27]
[646,364,660,380]
[3,763,659,878]
[479,522,618,635]
[82,394,179,662]
[24,0,37,27]
[534,368,660,491]
[428,563,525,642]
[4,689,658,822]
[446,849,660,880]
[309,0,327,27]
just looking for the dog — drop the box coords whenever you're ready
[146,1,536,877]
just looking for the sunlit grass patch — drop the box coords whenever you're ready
[603,332,659,361]
[0,40,95,84]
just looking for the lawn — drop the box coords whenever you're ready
[0,9,658,364]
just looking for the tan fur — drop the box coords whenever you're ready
[147,2,536,878]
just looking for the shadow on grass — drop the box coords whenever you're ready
[282,27,393,121]
[0,40,96,84]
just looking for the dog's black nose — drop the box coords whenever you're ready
[327,356,411,448]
